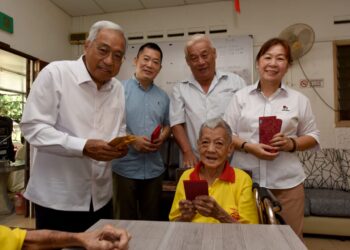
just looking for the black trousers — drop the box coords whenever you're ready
[115,174,163,221]
[34,199,113,232]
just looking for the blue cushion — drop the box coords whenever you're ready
[305,189,350,217]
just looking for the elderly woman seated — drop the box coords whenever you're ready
[169,118,258,223]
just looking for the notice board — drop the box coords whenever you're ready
[117,35,253,95]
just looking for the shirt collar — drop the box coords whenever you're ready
[189,161,235,183]
[182,70,228,92]
[75,56,114,91]
[249,80,288,95]
[132,75,154,91]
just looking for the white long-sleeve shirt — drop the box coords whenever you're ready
[224,81,320,189]
[20,57,126,211]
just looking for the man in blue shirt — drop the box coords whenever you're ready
[112,43,170,220]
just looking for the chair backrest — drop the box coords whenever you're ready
[0,116,15,162]
[162,134,181,181]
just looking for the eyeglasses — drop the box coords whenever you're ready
[95,43,125,63]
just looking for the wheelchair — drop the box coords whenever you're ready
[252,182,285,225]
[162,136,285,224]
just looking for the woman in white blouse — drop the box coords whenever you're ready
[223,37,320,239]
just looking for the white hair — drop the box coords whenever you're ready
[86,20,126,43]
[199,117,233,144]
[184,34,214,57]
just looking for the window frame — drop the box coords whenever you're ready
[334,39,350,127]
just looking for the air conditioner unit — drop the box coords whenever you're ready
[69,33,87,45]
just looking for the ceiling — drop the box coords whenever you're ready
[0,0,229,75]
[50,0,228,16]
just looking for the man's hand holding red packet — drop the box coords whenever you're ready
[151,124,162,143]
[259,116,282,153]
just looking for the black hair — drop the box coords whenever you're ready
[137,42,163,62]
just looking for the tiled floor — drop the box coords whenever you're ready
[304,236,350,250]
[0,212,35,229]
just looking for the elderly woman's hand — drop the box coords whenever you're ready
[193,196,237,223]
[178,199,196,222]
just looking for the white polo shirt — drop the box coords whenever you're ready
[223,81,320,189]
[170,71,246,158]
[21,57,126,211]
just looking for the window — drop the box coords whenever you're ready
[334,40,350,127]
[0,49,27,143]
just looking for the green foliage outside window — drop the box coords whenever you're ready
[0,94,24,123]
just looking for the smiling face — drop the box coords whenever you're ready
[197,127,233,170]
[257,44,289,86]
[186,40,216,85]
[84,28,126,88]
[134,47,162,86]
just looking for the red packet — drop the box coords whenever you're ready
[151,125,161,143]
[259,116,282,152]
[183,180,208,201]
[274,118,282,134]
[259,116,277,145]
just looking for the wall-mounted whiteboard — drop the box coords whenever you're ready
[117,35,253,95]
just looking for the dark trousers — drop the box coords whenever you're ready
[115,174,163,221]
[34,199,113,232]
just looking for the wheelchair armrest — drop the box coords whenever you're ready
[252,183,282,212]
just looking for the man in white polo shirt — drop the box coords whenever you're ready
[170,34,246,168]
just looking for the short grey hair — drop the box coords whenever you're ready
[86,20,126,44]
[198,117,232,144]
[184,34,215,58]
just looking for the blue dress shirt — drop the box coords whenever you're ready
[112,77,170,179]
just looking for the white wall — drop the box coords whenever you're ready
[0,0,71,62]
[70,0,350,149]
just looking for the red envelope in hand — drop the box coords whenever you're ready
[259,116,282,152]
[151,124,162,143]
[183,180,209,201]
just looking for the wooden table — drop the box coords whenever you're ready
[0,160,26,214]
[80,219,307,250]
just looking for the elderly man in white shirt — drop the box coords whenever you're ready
[20,20,128,232]
[170,34,246,168]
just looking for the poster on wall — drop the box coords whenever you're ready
[117,35,253,95]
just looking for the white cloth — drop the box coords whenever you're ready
[223,81,320,189]
[170,71,246,158]
[7,144,26,192]
[20,57,126,211]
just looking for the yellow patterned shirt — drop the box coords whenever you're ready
[0,225,26,250]
[169,162,259,224]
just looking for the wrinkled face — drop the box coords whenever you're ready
[134,47,162,84]
[197,127,233,170]
[84,29,126,87]
[257,44,289,85]
[186,40,216,84]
